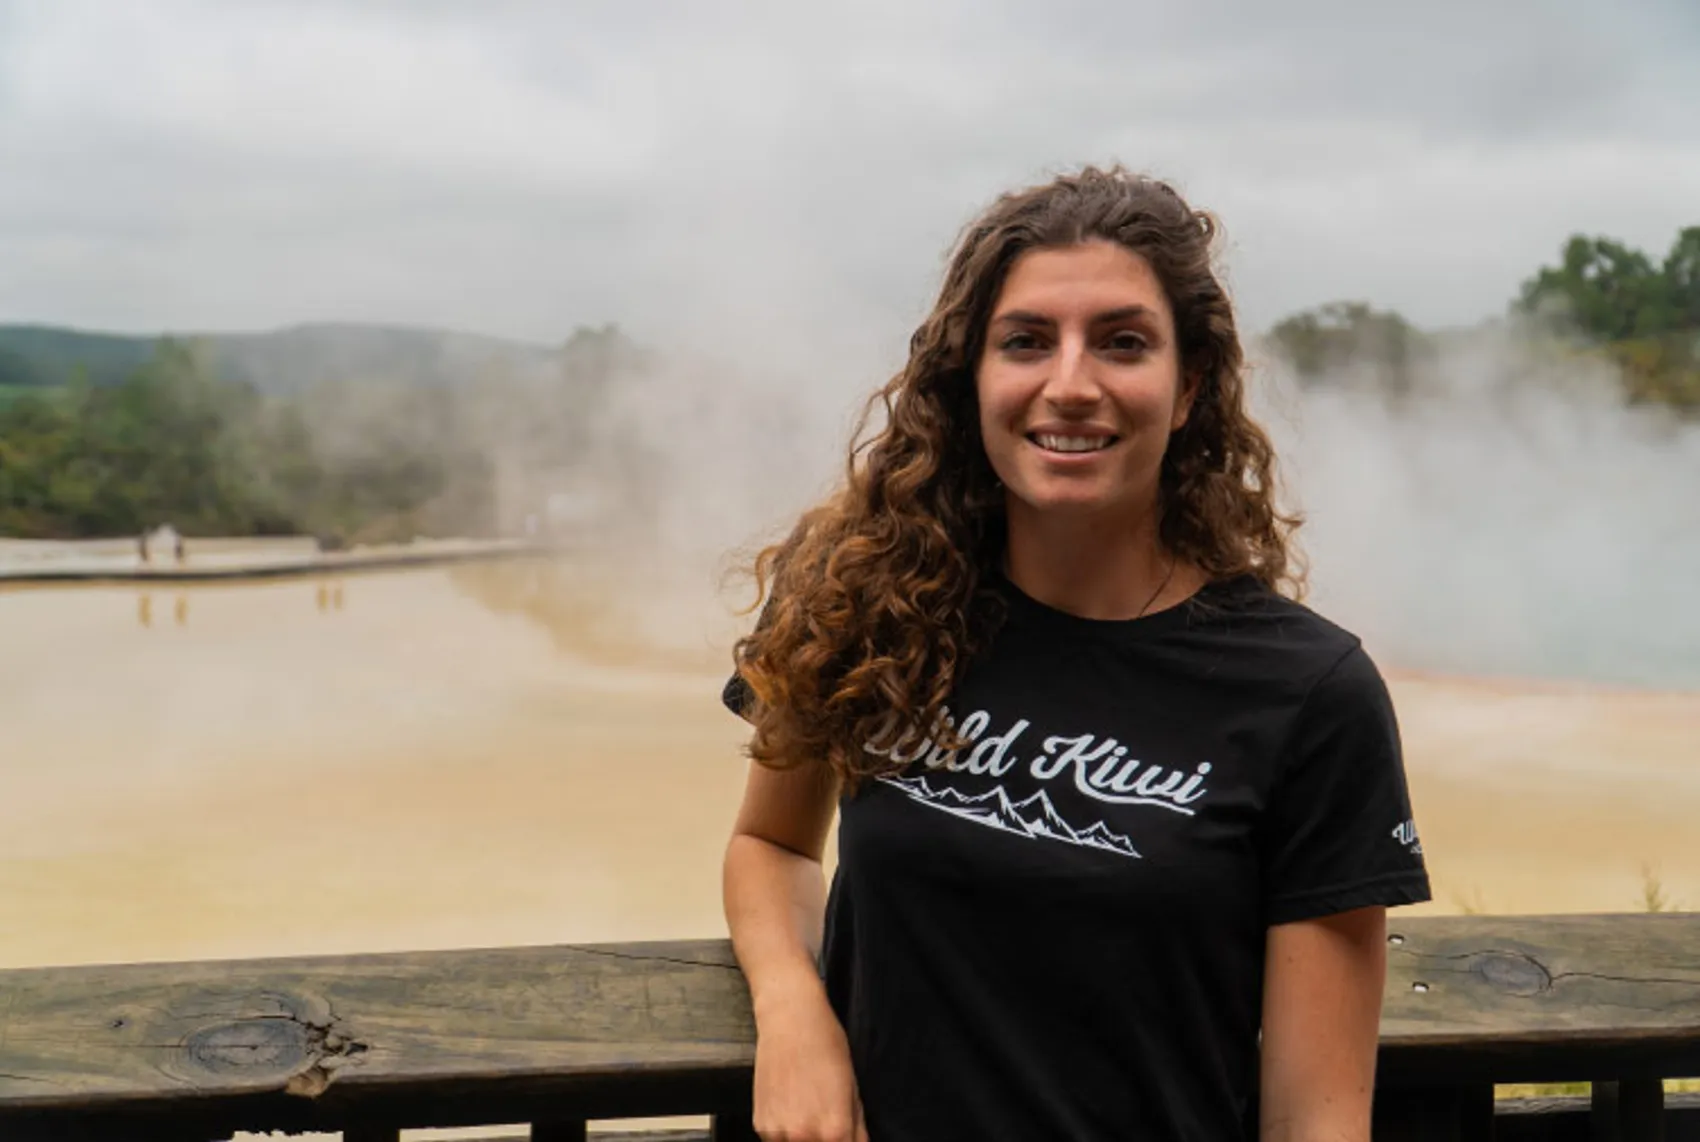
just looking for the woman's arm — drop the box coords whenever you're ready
[724,759,867,1142]
[726,758,837,1014]
[1259,905,1389,1142]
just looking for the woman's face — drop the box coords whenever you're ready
[976,240,1195,527]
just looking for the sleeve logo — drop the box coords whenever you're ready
[1392,819,1422,856]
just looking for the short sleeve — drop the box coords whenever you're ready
[723,594,782,723]
[722,671,755,722]
[1260,645,1431,926]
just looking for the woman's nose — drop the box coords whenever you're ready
[1045,336,1101,406]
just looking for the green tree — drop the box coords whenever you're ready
[0,346,45,388]
[0,392,77,535]
[0,324,607,540]
[1512,227,1700,415]
[1658,226,1700,333]
[1519,236,1665,341]
[1266,302,1428,396]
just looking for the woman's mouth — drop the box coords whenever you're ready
[1028,432,1118,454]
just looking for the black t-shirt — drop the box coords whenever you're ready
[723,573,1431,1141]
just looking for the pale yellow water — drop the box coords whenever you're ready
[1,558,1697,971]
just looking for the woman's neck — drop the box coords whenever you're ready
[1001,500,1203,621]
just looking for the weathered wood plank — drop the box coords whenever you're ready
[1,916,1698,1136]
[0,941,754,1137]
[1382,915,1700,1085]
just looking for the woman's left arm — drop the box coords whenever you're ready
[1259,904,1388,1142]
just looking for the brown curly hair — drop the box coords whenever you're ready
[732,165,1300,786]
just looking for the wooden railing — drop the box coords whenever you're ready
[1,915,1697,1141]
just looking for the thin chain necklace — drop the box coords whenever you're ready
[1000,553,1179,619]
[1136,555,1178,618]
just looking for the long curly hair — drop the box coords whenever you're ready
[732,166,1300,786]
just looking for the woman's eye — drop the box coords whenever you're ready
[1104,332,1148,356]
[1000,332,1044,353]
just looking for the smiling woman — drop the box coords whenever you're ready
[718,167,1430,1142]
[979,244,1192,522]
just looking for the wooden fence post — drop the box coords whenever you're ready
[1374,1083,1495,1141]
[343,1128,401,1142]
[1593,1079,1665,1142]
[712,1108,760,1142]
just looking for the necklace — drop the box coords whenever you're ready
[1136,556,1177,618]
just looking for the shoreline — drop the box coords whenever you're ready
[0,537,571,586]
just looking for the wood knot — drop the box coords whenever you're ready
[1470,951,1552,996]
[185,1018,311,1075]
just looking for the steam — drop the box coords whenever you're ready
[1259,328,1700,689]
[65,272,1690,693]
[541,344,871,660]
[560,321,1700,691]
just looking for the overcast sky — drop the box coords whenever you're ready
[3,0,1698,357]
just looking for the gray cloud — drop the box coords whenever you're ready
[1,0,1697,354]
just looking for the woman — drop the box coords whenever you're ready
[721,166,1430,1141]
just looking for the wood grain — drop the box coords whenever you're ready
[1381,914,1700,1085]
[0,941,753,1137]
[1,915,1698,1136]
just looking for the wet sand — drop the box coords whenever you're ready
[1,560,1696,970]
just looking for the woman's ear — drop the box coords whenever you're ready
[1172,369,1204,432]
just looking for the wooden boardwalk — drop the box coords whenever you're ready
[0,915,1697,1140]
[0,540,565,586]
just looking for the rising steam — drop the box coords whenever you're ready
[1261,326,1700,688]
[562,321,1700,690]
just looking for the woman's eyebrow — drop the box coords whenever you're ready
[990,309,1055,328]
[990,304,1158,327]
[1092,305,1158,325]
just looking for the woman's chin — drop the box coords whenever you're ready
[1006,486,1132,520]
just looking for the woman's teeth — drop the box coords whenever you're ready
[1033,433,1114,453]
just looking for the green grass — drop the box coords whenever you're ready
[1497,1079,1700,1100]
[1447,866,1685,919]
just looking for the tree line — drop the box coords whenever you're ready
[1268,225,1700,412]
[0,340,485,541]
[0,325,637,542]
[2,226,1696,541]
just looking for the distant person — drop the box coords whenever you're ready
[721,167,1430,1142]
[147,524,181,567]
[137,533,150,566]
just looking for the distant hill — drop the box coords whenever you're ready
[0,322,559,393]
[0,325,157,388]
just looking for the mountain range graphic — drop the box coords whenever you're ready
[878,774,1141,859]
